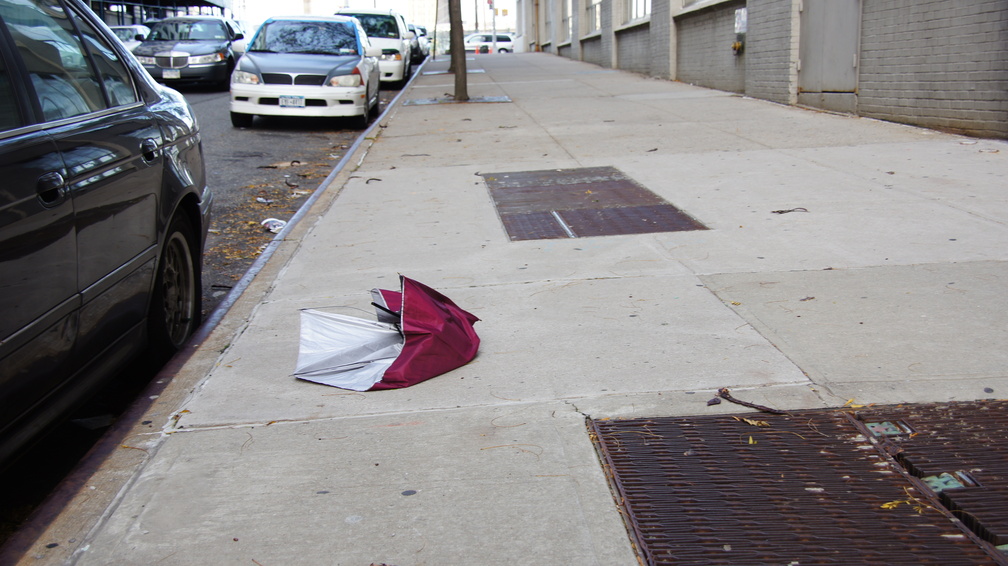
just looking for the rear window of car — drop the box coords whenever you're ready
[342,14,398,39]
[250,20,359,55]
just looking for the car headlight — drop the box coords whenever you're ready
[380,50,402,61]
[190,52,226,65]
[231,70,260,85]
[330,74,362,87]
[136,55,156,65]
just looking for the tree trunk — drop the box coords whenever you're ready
[449,0,468,101]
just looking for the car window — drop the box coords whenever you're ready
[250,20,358,55]
[111,28,134,41]
[499,35,511,41]
[68,6,138,107]
[4,0,107,121]
[0,52,24,132]
[344,14,398,39]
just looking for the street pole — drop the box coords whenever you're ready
[450,0,469,101]
[491,0,496,52]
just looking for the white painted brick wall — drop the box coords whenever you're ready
[616,24,653,74]
[745,0,797,104]
[542,0,1007,137]
[675,1,747,93]
[859,0,1008,137]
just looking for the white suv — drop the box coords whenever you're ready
[336,8,414,86]
[464,33,514,53]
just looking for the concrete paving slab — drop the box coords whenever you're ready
[75,403,633,566]
[701,261,1008,398]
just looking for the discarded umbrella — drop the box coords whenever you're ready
[295,276,480,391]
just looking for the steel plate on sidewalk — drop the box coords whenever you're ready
[482,167,707,241]
[590,401,1008,565]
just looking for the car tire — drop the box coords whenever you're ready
[230,112,253,128]
[351,110,370,130]
[219,58,235,91]
[148,213,200,361]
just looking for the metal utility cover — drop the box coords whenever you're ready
[482,167,707,241]
[591,400,1008,565]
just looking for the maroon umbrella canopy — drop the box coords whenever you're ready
[296,276,480,391]
[369,277,481,389]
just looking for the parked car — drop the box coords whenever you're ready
[110,23,151,52]
[0,0,212,467]
[464,32,514,53]
[133,16,246,88]
[336,8,414,87]
[408,23,430,63]
[229,15,382,129]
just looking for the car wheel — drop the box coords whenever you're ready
[351,110,370,130]
[219,58,235,91]
[499,48,510,53]
[231,112,253,128]
[148,214,200,360]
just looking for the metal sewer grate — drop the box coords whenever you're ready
[482,167,707,241]
[590,400,1008,565]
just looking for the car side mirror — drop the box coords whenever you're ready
[135,34,146,41]
[405,31,415,39]
[234,32,244,40]
[365,45,382,58]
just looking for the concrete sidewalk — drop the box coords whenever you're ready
[16,53,1008,565]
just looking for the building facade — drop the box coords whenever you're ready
[516,0,1008,138]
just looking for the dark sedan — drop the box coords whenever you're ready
[0,0,212,467]
[133,16,245,88]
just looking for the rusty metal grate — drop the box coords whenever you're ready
[590,401,1008,565]
[482,167,707,241]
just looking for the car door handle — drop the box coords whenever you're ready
[141,138,159,162]
[37,171,67,207]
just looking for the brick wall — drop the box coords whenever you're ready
[581,35,604,65]
[859,0,1008,137]
[650,0,673,79]
[745,0,797,104]
[528,0,1008,138]
[675,1,747,93]
[616,23,652,74]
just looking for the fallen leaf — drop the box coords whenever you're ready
[734,416,770,427]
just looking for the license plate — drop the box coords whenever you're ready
[163,68,181,79]
[279,96,306,108]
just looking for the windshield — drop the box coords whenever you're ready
[341,14,398,39]
[112,28,135,41]
[250,20,358,55]
[148,20,227,41]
